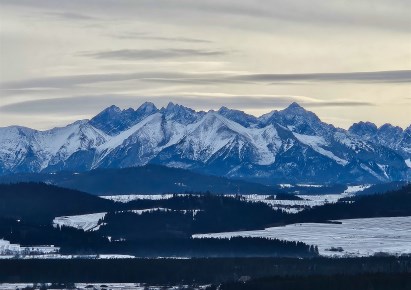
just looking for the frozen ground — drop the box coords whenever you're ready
[193,216,411,257]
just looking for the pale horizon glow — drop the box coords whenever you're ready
[0,0,410,130]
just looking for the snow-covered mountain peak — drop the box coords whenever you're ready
[217,106,259,127]
[0,125,37,136]
[263,102,333,137]
[285,102,304,110]
[89,103,159,136]
[218,106,229,112]
[160,102,202,125]
[104,105,122,114]
[349,121,378,136]
[196,111,247,133]
[163,102,192,113]
[136,102,158,114]
[280,102,317,119]
[97,112,162,152]
[258,110,277,124]
[348,121,411,160]
[378,123,403,135]
[93,105,128,116]
[165,101,177,110]
[0,102,409,183]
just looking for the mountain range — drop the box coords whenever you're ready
[1,102,410,184]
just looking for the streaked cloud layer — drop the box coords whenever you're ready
[80,49,228,60]
[0,0,410,129]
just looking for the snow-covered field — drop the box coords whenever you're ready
[193,216,411,257]
[101,194,311,213]
[101,194,177,202]
[120,208,201,217]
[296,185,370,204]
[231,185,370,213]
[98,254,135,259]
[53,212,107,231]
[242,195,334,211]
[101,185,370,214]
[53,208,202,232]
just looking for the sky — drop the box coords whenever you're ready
[0,0,410,130]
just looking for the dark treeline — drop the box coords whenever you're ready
[0,183,117,223]
[99,237,317,258]
[0,217,316,258]
[355,181,407,196]
[0,218,108,254]
[0,256,410,284]
[107,184,411,228]
[292,184,411,222]
[215,273,411,290]
[0,182,290,234]
[11,273,411,290]
[124,192,285,210]
[2,182,410,231]
[103,185,411,236]
[1,183,411,258]
[119,195,290,233]
[0,183,292,226]
[100,210,194,239]
[0,184,308,257]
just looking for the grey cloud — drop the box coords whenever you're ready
[159,96,374,109]
[306,101,373,107]
[45,12,98,21]
[0,95,136,115]
[232,70,411,84]
[0,71,232,91]
[1,70,409,93]
[140,70,411,85]
[137,77,245,85]
[114,32,213,43]
[0,94,373,117]
[1,0,409,33]
[79,49,227,60]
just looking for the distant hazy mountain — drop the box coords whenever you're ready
[0,102,409,184]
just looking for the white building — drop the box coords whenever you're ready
[0,239,60,255]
